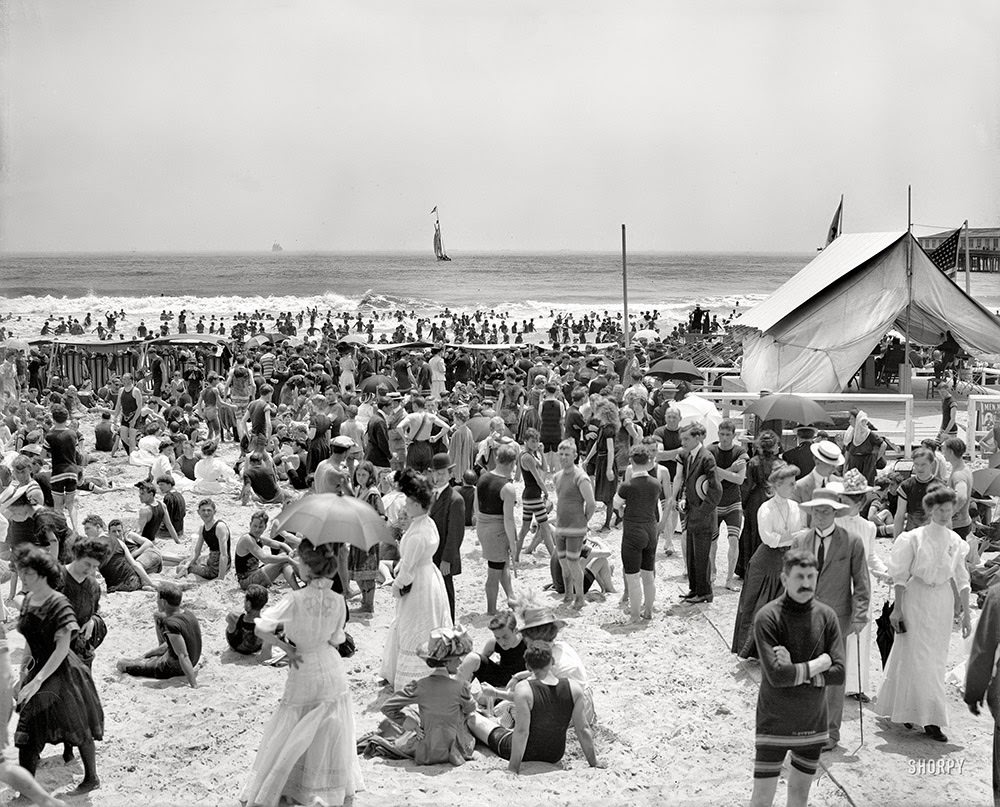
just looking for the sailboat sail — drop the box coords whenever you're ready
[431,207,451,261]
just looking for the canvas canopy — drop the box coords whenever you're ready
[734,231,1000,393]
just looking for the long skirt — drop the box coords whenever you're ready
[875,577,954,728]
[731,544,786,657]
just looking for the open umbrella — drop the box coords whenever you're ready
[244,335,271,348]
[742,394,834,426]
[467,416,513,442]
[973,468,1000,498]
[358,374,397,394]
[633,329,660,341]
[674,394,724,445]
[273,493,392,551]
[338,334,369,347]
[646,358,704,382]
[0,339,30,353]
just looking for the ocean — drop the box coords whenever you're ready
[2,252,999,338]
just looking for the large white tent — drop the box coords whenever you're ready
[734,232,1000,393]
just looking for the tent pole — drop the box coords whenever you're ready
[622,224,630,350]
[964,219,971,296]
[902,185,912,397]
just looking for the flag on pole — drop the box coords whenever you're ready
[926,227,962,279]
[429,206,437,215]
[826,197,843,246]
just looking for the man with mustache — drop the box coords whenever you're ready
[750,549,845,807]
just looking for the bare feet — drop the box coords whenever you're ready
[571,597,585,610]
[67,777,100,795]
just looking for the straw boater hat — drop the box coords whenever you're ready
[798,488,850,511]
[809,440,844,466]
[416,625,473,662]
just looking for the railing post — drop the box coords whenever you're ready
[968,396,978,460]
[904,396,913,458]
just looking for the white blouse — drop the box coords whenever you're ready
[757,495,805,548]
[888,523,971,592]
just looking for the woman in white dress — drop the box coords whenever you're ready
[338,350,356,395]
[381,469,453,691]
[832,469,890,701]
[241,539,364,807]
[875,485,972,742]
[192,440,239,495]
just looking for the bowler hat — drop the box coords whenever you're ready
[430,453,455,471]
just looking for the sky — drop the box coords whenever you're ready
[1,0,998,253]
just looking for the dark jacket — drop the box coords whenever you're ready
[681,444,722,525]
[966,585,1000,725]
[792,526,870,626]
[430,485,465,575]
[365,411,393,468]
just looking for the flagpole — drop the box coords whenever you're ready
[964,219,971,295]
[903,186,913,396]
[622,224,630,349]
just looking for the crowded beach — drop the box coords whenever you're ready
[0,296,997,807]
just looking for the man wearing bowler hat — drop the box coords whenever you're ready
[428,453,465,620]
[792,488,870,751]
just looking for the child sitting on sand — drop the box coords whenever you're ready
[115,582,201,688]
[225,584,268,657]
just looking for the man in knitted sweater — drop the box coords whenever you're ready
[750,548,845,807]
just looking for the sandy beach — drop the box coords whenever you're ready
[0,409,989,807]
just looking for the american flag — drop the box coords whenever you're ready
[926,227,962,278]
[826,197,843,246]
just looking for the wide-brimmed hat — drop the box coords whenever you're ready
[798,488,850,510]
[810,440,844,466]
[828,468,875,496]
[796,426,818,439]
[416,625,473,662]
[519,607,568,631]
[430,453,455,471]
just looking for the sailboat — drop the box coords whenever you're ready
[430,207,451,261]
[272,242,283,252]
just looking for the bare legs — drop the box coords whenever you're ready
[485,564,512,615]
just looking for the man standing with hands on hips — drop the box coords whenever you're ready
[792,489,870,751]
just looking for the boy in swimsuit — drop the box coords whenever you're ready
[112,374,144,455]
[225,584,268,657]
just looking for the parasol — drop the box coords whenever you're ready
[646,358,704,382]
[467,416,513,442]
[973,468,1000,498]
[673,394,723,445]
[741,394,834,426]
[633,329,660,341]
[358,374,398,394]
[0,339,31,353]
[272,493,392,551]
[338,334,369,347]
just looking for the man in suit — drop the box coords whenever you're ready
[782,427,818,481]
[793,440,843,507]
[428,452,465,620]
[793,489,870,751]
[364,396,394,484]
[965,584,1000,806]
[677,423,723,604]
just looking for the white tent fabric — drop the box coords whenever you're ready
[735,232,1000,393]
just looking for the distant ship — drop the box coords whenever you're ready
[272,242,283,252]
[430,207,451,261]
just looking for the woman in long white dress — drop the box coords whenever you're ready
[875,485,972,742]
[381,469,453,691]
[241,539,363,807]
[832,470,890,700]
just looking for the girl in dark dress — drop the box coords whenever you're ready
[14,546,103,793]
[736,430,781,579]
[306,400,332,475]
[59,537,109,669]
[349,462,383,613]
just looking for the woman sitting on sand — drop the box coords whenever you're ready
[373,626,477,766]
[128,423,163,468]
[467,642,603,774]
[192,440,239,495]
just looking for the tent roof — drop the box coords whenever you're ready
[734,232,903,333]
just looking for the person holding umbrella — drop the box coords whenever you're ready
[240,538,365,807]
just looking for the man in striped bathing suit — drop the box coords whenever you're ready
[709,418,748,592]
[750,549,844,807]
